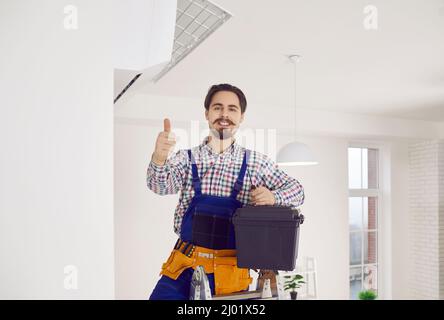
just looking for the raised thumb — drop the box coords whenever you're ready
[163,118,171,132]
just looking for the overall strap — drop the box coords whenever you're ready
[187,149,202,195]
[230,150,250,199]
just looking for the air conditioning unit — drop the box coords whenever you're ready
[113,0,176,73]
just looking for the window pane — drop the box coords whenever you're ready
[362,148,368,188]
[349,197,363,230]
[348,147,378,189]
[350,232,362,265]
[350,267,362,300]
[363,265,378,293]
[348,148,362,189]
[364,197,378,230]
[364,231,377,264]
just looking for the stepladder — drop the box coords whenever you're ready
[189,267,285,300]
[189,256,318,300]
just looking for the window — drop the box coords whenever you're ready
[348,147,379,299]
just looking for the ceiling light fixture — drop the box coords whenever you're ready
[152,0,232,82]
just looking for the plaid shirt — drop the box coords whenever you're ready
[147,137,305,235]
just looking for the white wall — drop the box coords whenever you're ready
[0,0,114,299]
[114,123,178,299]
[115,93,442,140]
[284,136,350,299]
[389,140,410,299]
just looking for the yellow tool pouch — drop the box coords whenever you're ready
[213,256,252,295]
[159,244,252,295]
[160,249,194,280]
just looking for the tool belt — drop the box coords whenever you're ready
[160,239,252,295]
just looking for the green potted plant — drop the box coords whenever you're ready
[358,289,377,300]
[284,274,305,300]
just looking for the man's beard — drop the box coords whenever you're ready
[210,128,234,140]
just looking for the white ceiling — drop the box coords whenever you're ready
[121,0,444,121]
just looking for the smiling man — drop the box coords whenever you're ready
[147,83,305,300]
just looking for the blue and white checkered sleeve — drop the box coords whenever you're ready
[146,149,189,195]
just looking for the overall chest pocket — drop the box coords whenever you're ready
[192,204,236,249]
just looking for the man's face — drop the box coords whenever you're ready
[205,90,244,140]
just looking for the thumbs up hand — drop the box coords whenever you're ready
[152,118,176,165]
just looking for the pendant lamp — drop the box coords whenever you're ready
[277,54,318,166]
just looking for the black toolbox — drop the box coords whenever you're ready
[232,205,304,271]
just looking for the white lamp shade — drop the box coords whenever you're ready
[276,141,318,166]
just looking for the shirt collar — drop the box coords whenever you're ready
[201,135,239,156]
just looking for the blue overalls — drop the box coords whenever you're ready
[149,149,249,300]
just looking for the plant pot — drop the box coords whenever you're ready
[290,291,298,300]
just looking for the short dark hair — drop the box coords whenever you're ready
[204,83,247,113]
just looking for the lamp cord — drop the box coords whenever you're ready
[293,57,297,139]
[289,54,300,140]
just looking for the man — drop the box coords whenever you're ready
[147,83,304,300]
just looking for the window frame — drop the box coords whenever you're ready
[348,143,383,299]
